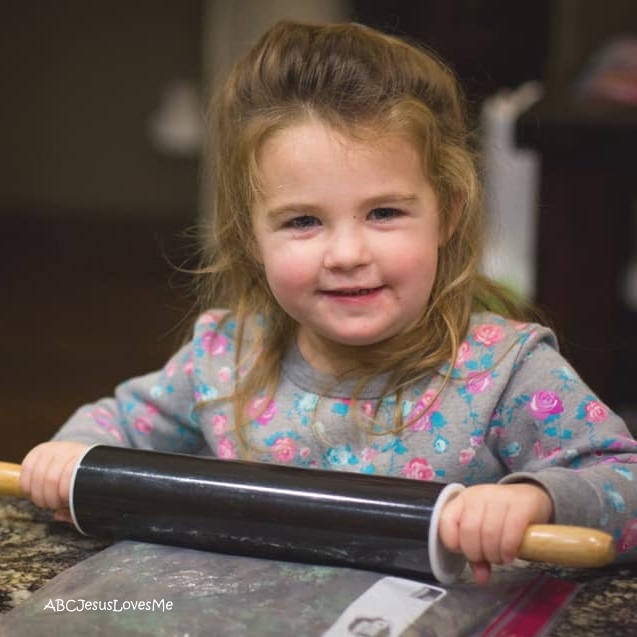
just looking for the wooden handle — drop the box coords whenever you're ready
[519,524,616,567]
[0,462,24,497]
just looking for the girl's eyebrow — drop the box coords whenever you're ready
[363,193,419,207]
[265,193,419,219]
[266,203,319,220]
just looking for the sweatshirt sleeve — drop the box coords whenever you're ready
[490,327,637,559]
[51,316,220,453]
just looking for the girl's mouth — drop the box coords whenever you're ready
[322,286,385,297]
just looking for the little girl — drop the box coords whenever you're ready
[21,20,637,584]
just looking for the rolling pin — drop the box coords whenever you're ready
[0,445,616,584]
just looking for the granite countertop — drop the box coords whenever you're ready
[0,498,110,613]
[1,497,637,635]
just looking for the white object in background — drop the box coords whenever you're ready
[622,200,637,311]
[148,81,204,157]
[481,82,543,300]
[623,260,637,310]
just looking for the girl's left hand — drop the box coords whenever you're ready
[438,482,554,583]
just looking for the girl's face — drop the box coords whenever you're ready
[251,119,442,374]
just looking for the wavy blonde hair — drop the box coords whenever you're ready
[195,20,530,452]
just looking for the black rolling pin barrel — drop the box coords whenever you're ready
[70,445,465,583]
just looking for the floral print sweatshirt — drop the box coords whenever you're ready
[54,310,637,559]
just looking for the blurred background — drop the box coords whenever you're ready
[1,0,636,461]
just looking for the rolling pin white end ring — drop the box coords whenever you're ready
[428,482,466,584]
[68,444,101,536]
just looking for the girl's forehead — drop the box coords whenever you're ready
[251,120,436,214]
[257,118,419,163]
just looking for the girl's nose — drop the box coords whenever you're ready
[323,227,372,271]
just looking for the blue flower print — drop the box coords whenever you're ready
[150,385,163,400]
[501,442,521,459]
[603,482,626,513]
[291,392,319,426]
[433,434,450,454]
[324,445,359,467]
[611,465,634,481]
[380,439,407,455]
[295,393,319,413]
[195,383,218,402]
[332,401,350,416]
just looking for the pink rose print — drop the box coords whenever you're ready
[618,519,637,553]
[90,407,123,441]
[472,324,505,347]
[360,401,375,417]
[217,436,237,459]
[466,372,493,395]
[584,400,609,423]
[470,434,483,447]
[200,310,226,324]
[402,458,435,481]
[134,417,152,434]
[202,331,229,356]
[489,423,504,437]
[459,448,475,466]
[361,447,379,463]
[217,366,232,383]
[183,359,194,375]
[526,391,564,420]
[145,404,159,416]
[92,406,112,426]
[165,362,176,378]
[106,427,123,442]
[300,447,312,459]
[212,413,228,435]
[272,436,297,462]
[455,341,471,367]
[534,442,563,462]
[408,390,440,432]
[248,396,277,425]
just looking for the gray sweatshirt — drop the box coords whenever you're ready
[54,310,637,559]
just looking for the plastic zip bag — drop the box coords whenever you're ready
[0,540,577,637]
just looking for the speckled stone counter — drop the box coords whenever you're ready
[0,498,110,613]
[1,497,637,635]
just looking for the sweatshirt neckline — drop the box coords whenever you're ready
[281,340,395,399]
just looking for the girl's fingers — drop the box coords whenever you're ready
[20,442,88,512]
[437,491,464,554]
[500,509,528,564]
[53,508,72,524]
[457,497,488,564]
[470,560,492,585]
[58,453,78,508]
[479,500,509,565]
[30,449,57,509]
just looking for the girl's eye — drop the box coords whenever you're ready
[285,215,320,229]
[368,207,402,221]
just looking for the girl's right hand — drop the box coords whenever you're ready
[20,441,90,522]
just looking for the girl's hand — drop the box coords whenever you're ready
[20,441,90,523]
[438,482,554,584]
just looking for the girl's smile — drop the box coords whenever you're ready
[251,119,442,374]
